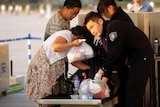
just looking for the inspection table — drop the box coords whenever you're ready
[36,95,118,107]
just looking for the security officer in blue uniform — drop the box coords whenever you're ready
[84,11,154,107]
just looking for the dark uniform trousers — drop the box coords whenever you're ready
[125,57,154,107]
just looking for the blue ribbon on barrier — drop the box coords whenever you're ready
[0,34,41,42]
[0,34,42,65]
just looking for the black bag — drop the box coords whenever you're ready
[52,75,74,97]
[59,76,74,96]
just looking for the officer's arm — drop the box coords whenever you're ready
[101,24,126,78]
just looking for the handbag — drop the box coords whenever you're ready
[52,75,74,97]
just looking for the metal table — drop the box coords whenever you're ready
[36,95,118,107]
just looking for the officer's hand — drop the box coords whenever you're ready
[95,68,108,83]
[102,77,108,83]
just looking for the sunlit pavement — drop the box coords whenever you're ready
[0,89,37,107]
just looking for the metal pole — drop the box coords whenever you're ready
[27,33,31,64]
[10,60,13,76]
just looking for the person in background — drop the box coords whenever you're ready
[24,25,90,107]
[97,0,134,106]
[44,0,82,40]
[44,0,82,78]
[39,2,45,17]
[84,11,154,107]
[45,1,52,19]
[97,0,134,24]
[127,0,153,12]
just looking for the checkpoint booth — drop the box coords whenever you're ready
[128,12,160,107]
[0,43,9,96]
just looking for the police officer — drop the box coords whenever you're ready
[97,0,134,25]
[84,11,154,107]
[97,1,135,106]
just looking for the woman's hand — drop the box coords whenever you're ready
[71,39,83,46]
[71,61,90,70]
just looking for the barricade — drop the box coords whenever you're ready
[0,33,41,64]
[0,34,41,93]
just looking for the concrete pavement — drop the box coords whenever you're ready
[0,89,37,107]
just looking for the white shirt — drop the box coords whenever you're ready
[43,30,72,64]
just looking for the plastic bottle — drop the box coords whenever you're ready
[74,75,80,95]
[154,38,159,56]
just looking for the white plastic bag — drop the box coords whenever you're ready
[67,42,93,63]
[79,79,110,99]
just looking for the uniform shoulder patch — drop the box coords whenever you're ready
[109,32,117,41]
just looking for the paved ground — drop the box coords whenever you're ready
[0,90,37,107]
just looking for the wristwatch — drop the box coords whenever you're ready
[100,66,107,72]
[100,66,109,78]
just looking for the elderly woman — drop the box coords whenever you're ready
[24,26,90,103]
